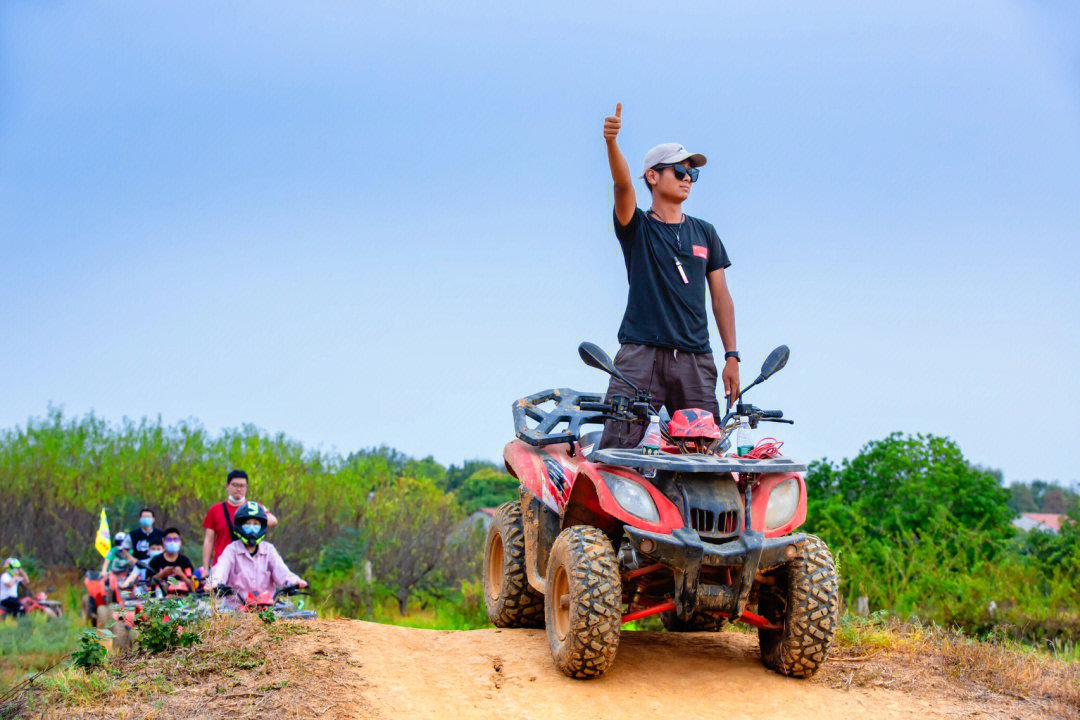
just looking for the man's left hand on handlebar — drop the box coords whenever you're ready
[723,358,740,408]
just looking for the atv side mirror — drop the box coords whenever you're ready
[759,345,789,381]
[579,342,614,373]
[578,342,641,393]
[732,344,791,412]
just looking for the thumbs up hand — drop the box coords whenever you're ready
[603,103,622,142]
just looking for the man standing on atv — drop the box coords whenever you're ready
[599,103,739,449]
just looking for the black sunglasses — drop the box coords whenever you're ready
[653,163,700,182]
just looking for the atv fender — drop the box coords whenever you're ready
[563,465,684,536]
[520,489,561,594]
[747,472,807,537]
[503,439,576,514]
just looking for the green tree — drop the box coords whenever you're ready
[364,476,466,613]
[453,467,518,513]
[804,433,1014,612]
[1042,487,1067,514]
[1008,482,1037,514]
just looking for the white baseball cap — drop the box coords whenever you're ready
[642,143,707,176]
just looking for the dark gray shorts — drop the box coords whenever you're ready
[598,343,721,450]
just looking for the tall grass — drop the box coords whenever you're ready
[0,613,82,690]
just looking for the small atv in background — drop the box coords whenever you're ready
[485,342,839,679]
[211,584,316,620]
[0,584,63,619]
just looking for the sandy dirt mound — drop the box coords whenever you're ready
[38,617,1075,719]
[282,620,1070,720]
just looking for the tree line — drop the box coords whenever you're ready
[1,410,1075,639]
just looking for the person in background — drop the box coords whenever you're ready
[210,502,305,601]
[101,532,136,578]
[148,527,196,592]
[128,507,164,562]
[134,540,165,587]
[201,469,277,575]
[1,558,28,617]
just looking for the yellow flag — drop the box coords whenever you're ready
[95,508,111,558]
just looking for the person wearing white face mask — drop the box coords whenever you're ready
[149,528,196,592]
[200,469,278,575]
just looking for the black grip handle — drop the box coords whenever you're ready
[758,409,783,419]
[579,401,610,412]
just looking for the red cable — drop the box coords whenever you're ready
[743,437,783,459]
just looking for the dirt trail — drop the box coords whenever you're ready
[277,620,1064,720]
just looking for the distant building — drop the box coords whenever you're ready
[1012,513,1068,534]
[466,507,498,532]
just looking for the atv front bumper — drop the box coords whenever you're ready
[624,525,805,621]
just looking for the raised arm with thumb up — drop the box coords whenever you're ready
[604,103,636,225]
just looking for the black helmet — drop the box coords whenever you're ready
[232,501,267,547]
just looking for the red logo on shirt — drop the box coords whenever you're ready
[692,245,708,260]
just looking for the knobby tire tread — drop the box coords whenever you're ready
[484,500,545,628]
[758,534,839,678]
[545,526,622,679]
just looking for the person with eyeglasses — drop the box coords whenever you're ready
[598,103,740,450]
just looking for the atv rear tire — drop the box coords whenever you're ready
[757,535,839,678]
[544,525,622,679]
[660,609,727,632]
[483,500,544,628]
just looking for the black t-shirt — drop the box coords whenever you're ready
[148,553,193,577]
[129,528,165,561]
[615,208,730,353]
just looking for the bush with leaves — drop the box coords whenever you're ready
[71,630,107,672]
[135,600,200,654]
[804,433,1078,640]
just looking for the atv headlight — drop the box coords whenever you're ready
[600,472,659,523]
[765,477,800,530]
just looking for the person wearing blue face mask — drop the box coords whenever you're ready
[148,527,196,592]
[129,507,165,562]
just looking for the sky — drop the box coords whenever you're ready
[2,1,1079,487]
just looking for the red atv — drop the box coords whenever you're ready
[485,342,839,679]
[0,585,64,619]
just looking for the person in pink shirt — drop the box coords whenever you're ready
[209,502,307,601]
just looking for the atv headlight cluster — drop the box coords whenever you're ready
[765,477,800,530]
[600,472,659,523]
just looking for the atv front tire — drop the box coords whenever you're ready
[757,535,839,678]
[544,525,622,679]
[483,501,544,628]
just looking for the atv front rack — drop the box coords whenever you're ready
[592,448,807,474]
[513,388,606,446]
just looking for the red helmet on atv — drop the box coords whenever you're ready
[233,501,268,547]
[667,409,721,439]
[666,409,722,454]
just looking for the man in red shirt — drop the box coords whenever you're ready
[200,469,278,574]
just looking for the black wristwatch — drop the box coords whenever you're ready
[724,351,740,362]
